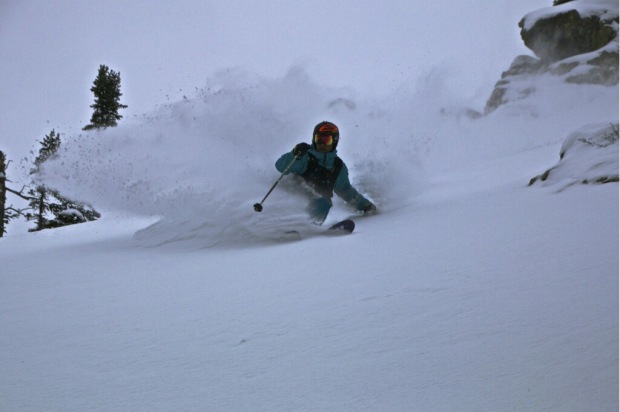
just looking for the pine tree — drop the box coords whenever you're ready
[83,64,128,130]
[27,130,100,231]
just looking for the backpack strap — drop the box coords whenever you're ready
[332,156,344,180]
[301,154,343,198]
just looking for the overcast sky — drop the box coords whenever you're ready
[1,0,544,162]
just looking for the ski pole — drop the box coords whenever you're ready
[254,154,300,212]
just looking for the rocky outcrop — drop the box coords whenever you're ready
[484,56,545,114]
[485,0,618,114]
[528,122,619,189]
[520,9,617,62]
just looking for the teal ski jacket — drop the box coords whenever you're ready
[275,147,372,223]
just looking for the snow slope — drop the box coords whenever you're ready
[1,67,618,410]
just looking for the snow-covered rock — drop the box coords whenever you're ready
[520,1,618,63]
[485,0,618,114]
[529,122,619,188]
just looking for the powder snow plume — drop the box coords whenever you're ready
[40,66,617,247]
[39,67,425,247]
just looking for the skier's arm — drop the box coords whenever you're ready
[333,164,374,211]
[275,150,308,175]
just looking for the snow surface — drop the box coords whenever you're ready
[1,49,619,412]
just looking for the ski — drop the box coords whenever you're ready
[277,219,355,241]
[327,219,355,233]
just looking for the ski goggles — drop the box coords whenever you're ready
[314,133,334,146]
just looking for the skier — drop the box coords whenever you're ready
[275,121,376,224]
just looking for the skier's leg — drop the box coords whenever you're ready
[306,197,332,224]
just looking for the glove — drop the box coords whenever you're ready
[362,202,377,214]
[292,142,310,157]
